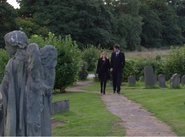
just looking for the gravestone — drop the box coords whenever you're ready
[170,73,180,87]
[158,74,166,88]
[51,100,70,115]
[144,66,155,87]
[181,75,185,85]
[154,73,157,84]
[128,76,136,85]
[0,30,57,136]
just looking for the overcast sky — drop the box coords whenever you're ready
[7,0,20,8]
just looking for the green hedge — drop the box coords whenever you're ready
[29,32,80,89]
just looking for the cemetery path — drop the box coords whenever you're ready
[66,80,94,92]
[101,93,177,136]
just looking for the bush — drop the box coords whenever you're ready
[122,59,138,81]
[29,32,80,90]
[78,61,88,81]
[0,49,10,83]
[81,45,101,71]
[163,46,185,80]
[122,57,164,82]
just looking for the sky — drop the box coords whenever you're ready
[7,0,20,9]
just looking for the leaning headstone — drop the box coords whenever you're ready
[181,75,185,85]
[170,73,180,87]
[50,100,70,115]
[144,66,155,87]
[158,74,166,88]
[128,76,136,86]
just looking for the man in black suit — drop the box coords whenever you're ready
[110,44,125,94]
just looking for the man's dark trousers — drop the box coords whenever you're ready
[112,69,122,94]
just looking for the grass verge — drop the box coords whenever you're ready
[52,92,125,136]
[122,88,185,136]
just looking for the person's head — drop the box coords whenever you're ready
[100,52,107,59]
[4,30,29,55]
[113,44,120,52]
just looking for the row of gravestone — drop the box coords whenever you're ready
[128,66,185,88]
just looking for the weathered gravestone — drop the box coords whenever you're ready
[181,75,185,85]
[154,73,157,84]
[170,73,180,87]
[144,66,155,87]
[0,31,57,136]
[128,76,136,86]
[51,100,70,115]
[158,74,166,88]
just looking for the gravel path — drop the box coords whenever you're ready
[101,93,177,136]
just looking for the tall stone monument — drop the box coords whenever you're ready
[0,31,57,136]
[144,66,155,87]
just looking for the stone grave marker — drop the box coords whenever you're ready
[144,66,155,87]
[181,75,185,85]
[170,73,180,87]
[158,74,166,88]
[128,76,136,86]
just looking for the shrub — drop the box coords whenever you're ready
[163,46,185,80]
[81,45,101,71]
[78,61,88,81]
[29,32,80,90]
[122,59,138,81]
[0,49,10,83]
[135,58,164,80]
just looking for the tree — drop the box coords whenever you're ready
[139,3,163,48]
[0,1,18,48]
[18,0,116,49]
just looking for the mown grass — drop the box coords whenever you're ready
[80,80,185,136]
[52,92,125,136]
[122,88,185,136]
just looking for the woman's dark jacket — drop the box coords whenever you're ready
[96,58,110,81]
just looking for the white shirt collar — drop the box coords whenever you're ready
[116,50,120,54]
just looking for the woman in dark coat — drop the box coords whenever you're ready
[96,52,110,94]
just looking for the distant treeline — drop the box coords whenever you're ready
[1,0,185,50]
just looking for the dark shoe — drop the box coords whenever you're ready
[117,91,120,94]
[113,91,116,94]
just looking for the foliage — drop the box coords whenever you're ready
[135,58,164,80]
[17,0,185,50]
[29,32,80,89]
[15,17,49,38]
[122,59,138,81]
[81,45,101,71]
[163,46,185,80]
[78,61,88,81]
[0,49,10,83]
[0,1,18,48]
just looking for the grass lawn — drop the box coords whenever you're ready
[122,88,185,136]
[81,80,185,136]
[52,92,125,136]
